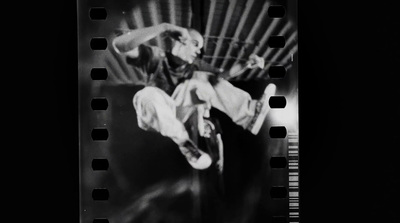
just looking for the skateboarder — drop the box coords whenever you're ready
[112,23,276,170]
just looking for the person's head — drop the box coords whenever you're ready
[171,28,204,64]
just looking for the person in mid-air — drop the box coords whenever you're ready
[112,23,276,170]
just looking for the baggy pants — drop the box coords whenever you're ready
[132,72,257,146]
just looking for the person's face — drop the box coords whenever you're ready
[173,30,204,64]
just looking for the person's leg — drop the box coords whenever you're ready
[212,79,277,134]
[172,73,254,122]
[211,79,257,127]
[173,71,276,135]
[133,86,211,169]
[133,86,189,145]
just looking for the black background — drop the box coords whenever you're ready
[38,0,399,222]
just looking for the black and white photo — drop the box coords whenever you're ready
[78,1,298,222]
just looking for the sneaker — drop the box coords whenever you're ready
[247,83,277,135]
[179,140,212,170]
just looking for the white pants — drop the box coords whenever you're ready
[133,72,257,146]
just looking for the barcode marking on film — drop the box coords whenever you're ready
[288,133,299,223]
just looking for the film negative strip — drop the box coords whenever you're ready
[78,0,298,223]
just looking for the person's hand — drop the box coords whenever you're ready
[247,54,265,69]
[162,23,192,45]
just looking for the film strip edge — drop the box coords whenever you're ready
[288,132,299,223]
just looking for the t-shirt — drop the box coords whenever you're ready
[126,44,221,95]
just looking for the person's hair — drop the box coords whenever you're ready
[187,28,200,35]
[163,27,205,58]
[165,27,201,41]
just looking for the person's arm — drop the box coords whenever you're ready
[219,54,265,79]
[112,23,191,58]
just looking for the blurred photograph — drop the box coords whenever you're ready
[78,0,298,222]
